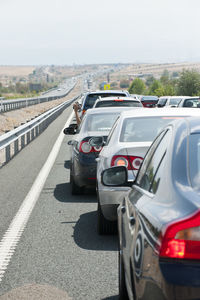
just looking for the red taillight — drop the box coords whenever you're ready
[114,99,124,102]
[111,155,143,170]
[160,210,200,259]
[79,141,102,153]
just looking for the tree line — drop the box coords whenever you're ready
[127,69,200,96]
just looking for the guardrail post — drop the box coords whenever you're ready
[14,139,19,155]
[5,145,11,162]
[21,135,25,149]
[27,131,30,144]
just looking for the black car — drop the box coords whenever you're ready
[102,117,200,299]
[64,107,130,194]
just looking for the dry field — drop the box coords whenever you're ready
[0,66,35,77]
[115,62,200,79]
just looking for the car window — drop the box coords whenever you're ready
[183,98,200,108]
[169,98,182,105]
[189,133,200,191]
[149,156,165,194]
[158,98,167,105]
[120,117,175,142]
[106,117,120,145]
[137,129,172,192]
[95,101,142,108]
[85,113,119,132]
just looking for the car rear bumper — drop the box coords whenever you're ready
[73,157,97,187]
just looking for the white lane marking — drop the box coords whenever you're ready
[0,111,75,282]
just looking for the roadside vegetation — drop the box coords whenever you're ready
[128,69,200,96]
[0,81,59,99]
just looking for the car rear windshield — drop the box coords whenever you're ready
[84,93,127,109]
[183,98,200,108]
[85,113,119,132]
[189,133,200,191]
[141,96,158,103]
[95,100,142,108]
[169,98,182,105]
[120,116,184,142]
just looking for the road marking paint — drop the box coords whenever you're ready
[0,111,75,283]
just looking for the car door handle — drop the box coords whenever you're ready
[129,216,135,226]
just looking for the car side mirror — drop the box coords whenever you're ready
[157,103,163,107]
[63,126,77,135]
[101,166,132,187]
[89,136,105,147]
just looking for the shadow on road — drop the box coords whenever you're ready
[54,183,97,203]
[64,160,71,169]
[67,210,118,251]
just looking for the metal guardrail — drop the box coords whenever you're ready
[0,82,76,113]
[0,95,80,167]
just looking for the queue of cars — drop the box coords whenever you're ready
[64,89,200,300]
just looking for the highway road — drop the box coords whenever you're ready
[0,104,118,300]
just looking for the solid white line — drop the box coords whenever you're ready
[0,111,75,282]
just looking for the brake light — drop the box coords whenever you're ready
[159,210,200,259]
[111,155,143,170]
[114,99,124,102]
[79,141,102,153]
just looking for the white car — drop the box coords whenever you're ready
[93,96,142,108]
[157,96,187,107]
[92,108,200,235]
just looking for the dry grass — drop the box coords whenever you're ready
[0,66,35,76]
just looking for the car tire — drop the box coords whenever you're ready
[119,250,129,300]
[97,201,117,235]
[70,174,84,195]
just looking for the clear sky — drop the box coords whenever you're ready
[0,0,200,65]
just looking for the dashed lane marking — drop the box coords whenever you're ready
[0,111,74,283]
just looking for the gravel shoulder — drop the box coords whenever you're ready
[0,81,82,136]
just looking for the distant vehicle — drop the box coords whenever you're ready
[93,96,142,108]
[140,95,158,107]
[157,96,185,107]
[57,88,61,91]
[63,107,130,194]
[80,90,130,117]
[102,116,200,300]
[177,96,200,107]
[94,108,200,234]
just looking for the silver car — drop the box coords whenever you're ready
[94,108,200,234]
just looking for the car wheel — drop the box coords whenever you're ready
[70,174,84,195]
[97,201,117,235]
[119,250,129,300]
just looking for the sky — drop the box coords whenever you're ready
[0,0,200,65]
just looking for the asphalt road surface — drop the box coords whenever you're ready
[0,104,118,300]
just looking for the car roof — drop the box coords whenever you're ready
[85,107,134,115]
[95,96,140,102]
[119,107,200,118]
[159,96,188,99]
[85,90,128,95]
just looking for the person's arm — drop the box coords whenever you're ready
[73,102,81,126]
